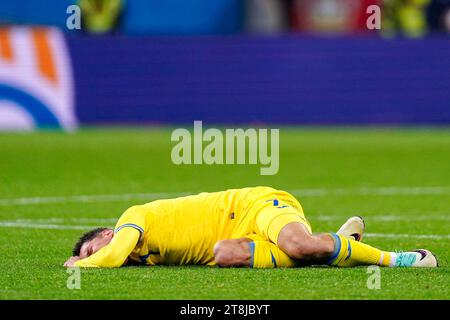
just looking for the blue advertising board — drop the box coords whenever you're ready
[68,35,450,125]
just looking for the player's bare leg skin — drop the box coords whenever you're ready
[212,229,346,268]
[214,221,438,268]
[277,222,334,264]
[213,238,252,267]
[214,237,296,268]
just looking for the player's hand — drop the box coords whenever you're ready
[63,256,81,267]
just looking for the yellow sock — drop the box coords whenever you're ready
[249,241,296,268]
[327,233,394,267]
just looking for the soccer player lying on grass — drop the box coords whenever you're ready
[63,186,438,269]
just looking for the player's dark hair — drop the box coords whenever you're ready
[72,227,109,256]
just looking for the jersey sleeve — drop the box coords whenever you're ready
[74,226,140,268]
[74,206,147,268]
[114,205,147,237]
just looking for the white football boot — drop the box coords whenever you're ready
[393,249,438,267]
[336,216,365,242]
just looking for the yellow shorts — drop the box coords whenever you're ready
[245,188,312,245]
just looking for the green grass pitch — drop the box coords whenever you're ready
[0,127,449,300]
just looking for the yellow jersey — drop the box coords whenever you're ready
[74,186,308,268]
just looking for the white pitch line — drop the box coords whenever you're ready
[0,192,189,206]
[0,221,99,230]
[1,186,450,207]
[314,215,450,221]
[290,186,450,197]
[0,221,448,240]
[8,215,450,225]
[13,218,118,223]
[365,233,450,240]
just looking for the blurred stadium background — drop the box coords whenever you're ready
[1,1,450,300]
[0,0,449,130]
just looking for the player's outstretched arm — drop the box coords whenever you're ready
[70,227,140,268]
